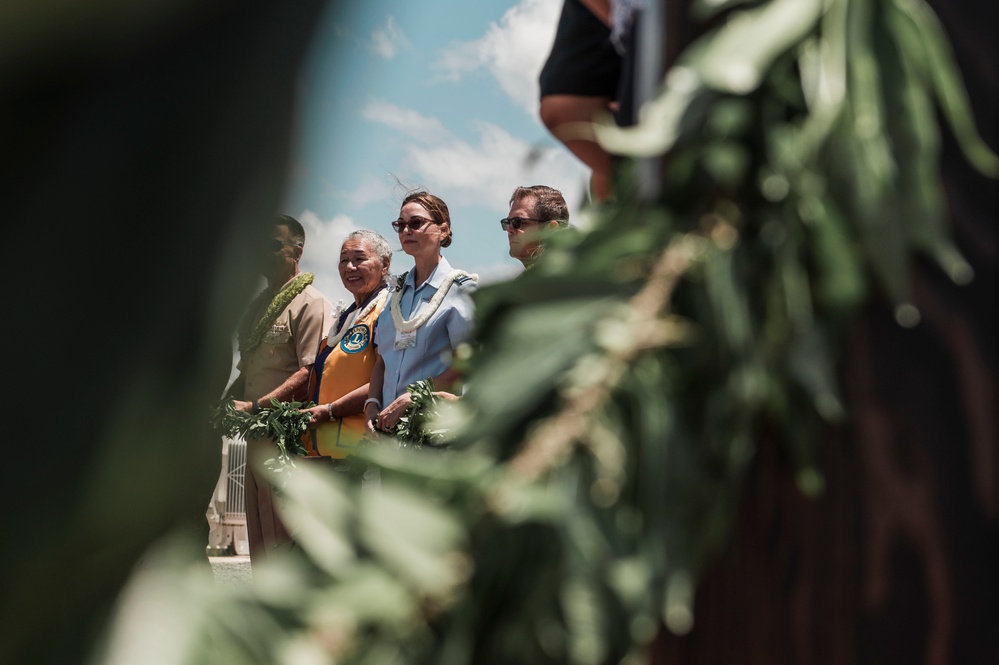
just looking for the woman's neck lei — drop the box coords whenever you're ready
[391,269,477,333]
[237,272,314,352]
[328,287,388,348]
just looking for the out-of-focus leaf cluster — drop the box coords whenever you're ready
[96,457,474,665]
[100,1,996,664]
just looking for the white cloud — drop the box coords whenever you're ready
[336,172,398,208]
[370,15,408,59]
[297,210,361,306]
[383,118,589,211]
[469,260,524,286]
[361,97,589,209]
[434,0,562,115]
[357,99,588,211]
[361,99,452,144]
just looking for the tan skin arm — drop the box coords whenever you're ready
[302,384,369,426]
[232,365,311,412]
[363,355,387,432]
[539,96,615,202]
[373,366,463,433]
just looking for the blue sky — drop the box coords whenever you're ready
[280,0,591,306]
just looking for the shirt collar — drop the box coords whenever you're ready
[337,284,387,329]
[267,272,302,295]
[406,256,453,292]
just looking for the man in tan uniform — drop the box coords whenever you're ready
[227,214,333,562]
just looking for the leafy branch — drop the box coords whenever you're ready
[210,397,314,472]
[392,378,451,449]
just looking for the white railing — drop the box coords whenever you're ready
[207,437,249,556]
[221,437,246,522]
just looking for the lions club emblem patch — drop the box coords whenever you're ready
[340,324,371,354]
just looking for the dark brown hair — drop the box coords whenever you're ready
[510,185,569,228]
[275,213,306,247]
[402,190,452,248]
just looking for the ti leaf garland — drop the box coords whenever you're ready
[391,378,450,449]
[210,397,314,472]
[236,272,315,352]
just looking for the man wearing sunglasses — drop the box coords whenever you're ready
[502,185,570,268]
[221,214,333,563]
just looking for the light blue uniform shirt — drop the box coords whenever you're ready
[374,256,477,404]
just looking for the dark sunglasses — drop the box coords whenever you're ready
[268,238,288,253]
[500,217,547,231]
[391,216,438,232]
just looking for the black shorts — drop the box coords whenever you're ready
[538,0,622,99]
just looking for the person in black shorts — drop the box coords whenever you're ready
[539,0,637,202]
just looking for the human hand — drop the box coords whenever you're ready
[233,399,254,413]
[363,401,381,432]
[302,405,325,428]
[375,393,413,432]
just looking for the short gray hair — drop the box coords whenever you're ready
[343,229,392,279]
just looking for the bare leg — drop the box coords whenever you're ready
[540,94,615,202]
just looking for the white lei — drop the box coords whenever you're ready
[391,269,477,333]
[328,289,388,347]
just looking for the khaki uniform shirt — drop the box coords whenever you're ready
[238,279,333,402]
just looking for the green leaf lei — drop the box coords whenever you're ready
[237,272,314,352]
[210,397,315,473]
[392,377,449,449]
[351,378,450,449]
[341,378,449,479]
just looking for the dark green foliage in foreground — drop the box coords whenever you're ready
[95,1,996,664]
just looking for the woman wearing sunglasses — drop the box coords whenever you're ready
[364,190,477,433]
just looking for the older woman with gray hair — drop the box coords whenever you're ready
[301,229,392,460]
